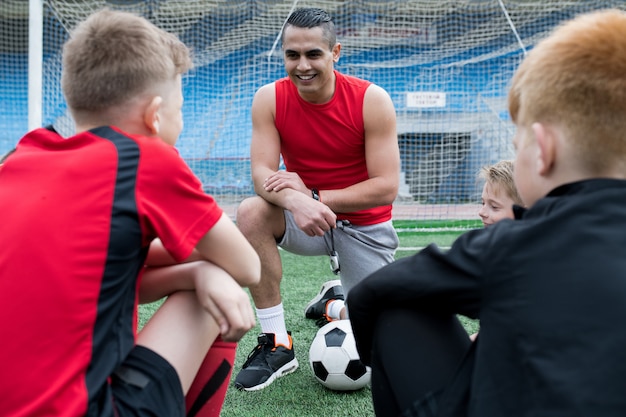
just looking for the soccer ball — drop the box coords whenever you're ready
[308,320,371,391]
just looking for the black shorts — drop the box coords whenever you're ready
[401,344,474,417]
[110,345,185,417]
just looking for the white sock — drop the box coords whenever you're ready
[256,303,290,346]
[327,299,345,320]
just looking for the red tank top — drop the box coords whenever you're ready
[275,71,392,225]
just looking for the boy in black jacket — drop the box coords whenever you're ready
[348,9,626,417]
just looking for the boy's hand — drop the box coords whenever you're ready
[193,266,256,342]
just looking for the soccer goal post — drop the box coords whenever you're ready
[28,0,43,132]
[3,0,624,228]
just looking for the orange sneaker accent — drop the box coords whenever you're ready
[273,333,293,350]
[324,299,340,322]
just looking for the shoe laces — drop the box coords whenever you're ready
[315,300,337,327]
[242,334,273,368]
[315,315,333,327]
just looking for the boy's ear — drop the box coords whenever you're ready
[144,96,163,135]
[532,122,556,177]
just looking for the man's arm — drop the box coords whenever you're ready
[249,83,283,202]
[261,83,399,214]
[250,83,337,235]
[317,84,399,213]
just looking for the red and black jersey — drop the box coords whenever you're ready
[0,126,222,416]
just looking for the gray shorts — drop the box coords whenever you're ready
[278,211,399,297]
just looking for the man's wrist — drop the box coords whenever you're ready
[311,188,321,202]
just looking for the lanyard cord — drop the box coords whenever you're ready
[325,227,340,275]
[324,220,351,255]
[323,227,336,256]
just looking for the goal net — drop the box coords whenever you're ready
[1,0,623,226]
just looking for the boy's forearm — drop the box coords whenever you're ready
[145,239,204,267]
[138,262,200,303]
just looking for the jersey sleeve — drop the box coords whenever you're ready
[348,227,491,364]
[135,138,223,262]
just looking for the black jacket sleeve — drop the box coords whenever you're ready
[348,228,491,365]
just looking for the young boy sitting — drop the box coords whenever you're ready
[477,159,524,227]
[348,9,626,417]
[469,159,525,341]
[0,9,260,417]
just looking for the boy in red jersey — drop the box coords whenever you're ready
[233,7,400,391]
[348,9,626,417]
[0,9,260,417]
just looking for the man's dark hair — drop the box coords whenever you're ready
[282,7,336,49]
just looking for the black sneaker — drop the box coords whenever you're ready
[315,306,338,328]
[233,332,299,391]
[304,280,344,320]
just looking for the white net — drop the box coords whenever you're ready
[2,0,624,225]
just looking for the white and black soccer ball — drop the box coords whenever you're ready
[308,320,371,391]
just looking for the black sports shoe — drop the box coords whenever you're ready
[233,332,299,391]
[315,308,337,328]
[304,280,344,320]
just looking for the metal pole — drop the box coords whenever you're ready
[28,0,43,131]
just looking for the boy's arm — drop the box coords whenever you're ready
[140,213,260,340]
[139,261,208,304]
[178,213,260,339]
[140,260,255,342]
[143,213,260,287]
[349,230,487,365]
[144,238,203,267]
[193,212,260,287]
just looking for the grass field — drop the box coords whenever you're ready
[138,223,479,417]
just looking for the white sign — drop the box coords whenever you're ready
[406,92,446,108]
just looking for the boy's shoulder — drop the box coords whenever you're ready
[88,126,179,153]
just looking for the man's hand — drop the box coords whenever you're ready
[263,171,337,236]
[290,195,337,236]
[263,170,308,194]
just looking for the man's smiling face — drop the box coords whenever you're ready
[282,25,340,104]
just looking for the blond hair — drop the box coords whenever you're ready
[508,9,626,173]
[478,160,523,206]
[62,9,192,118]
